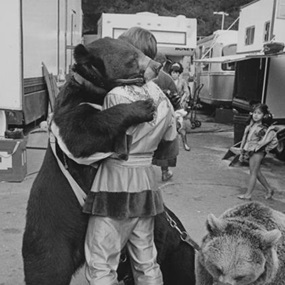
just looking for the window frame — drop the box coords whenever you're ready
[245,26,255,45]
[263,21,271,43]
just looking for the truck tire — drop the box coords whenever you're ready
[275,139,285,161]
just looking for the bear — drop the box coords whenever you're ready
[196,201,285,285]
[22,37,196,285]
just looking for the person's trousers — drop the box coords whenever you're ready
[85,215,163,285]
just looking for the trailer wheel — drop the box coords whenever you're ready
[275,139,285,161]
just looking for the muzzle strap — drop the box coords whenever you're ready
[114,77,145,87]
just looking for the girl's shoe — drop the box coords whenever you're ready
[181,133,191,151]
[162,170,173,182]
[237,195,252,201]
[183,143,191,151]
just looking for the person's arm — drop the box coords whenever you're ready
[240,125,250,150]
[180,79,190,105]
[183,79,190,97]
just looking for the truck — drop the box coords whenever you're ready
[232,0,285,160]
[0,0,82,133]
[194,0,285,160]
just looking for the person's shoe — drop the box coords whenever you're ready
[181,133,191,151]
[183,143,191,151]
[162,170,173,182]
[237,195,252,201]
[265,189,274,200]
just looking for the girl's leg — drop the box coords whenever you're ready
[127,217,163,285]
[238,152,263,199]
[179,129,190,151]
[257,170,274,199]
[85,216,133,285]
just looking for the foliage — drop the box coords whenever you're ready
[82,0,252,36]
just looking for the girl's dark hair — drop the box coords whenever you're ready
[169,62,183,74]
[252,103,274,126]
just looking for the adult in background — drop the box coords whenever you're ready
[169,62,191,151]
[152,52,180,181]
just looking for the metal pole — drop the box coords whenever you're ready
[270,0,277,40]
[213,12,229,30]
[57,0,60,79]
[261,58,269,103]
[70,13,73,66]
[64,0,68,75]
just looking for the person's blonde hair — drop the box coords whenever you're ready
[118,27,157,59]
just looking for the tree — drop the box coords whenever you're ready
[82,0,252,36]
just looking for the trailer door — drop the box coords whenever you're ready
[0,0,22,110]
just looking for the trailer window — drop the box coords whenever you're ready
[263,21,270,42]
[202,47,212,71]
[221,44,237,71]
[245,26,255,45]
[277,0,285,19]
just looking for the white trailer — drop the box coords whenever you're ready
[194,0,285,160]
[232,0,285,160]
[195,30,238,107]
[84,12,197,80]
[0,0,82,131]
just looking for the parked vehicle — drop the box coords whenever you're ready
[84,12,197,80]
[233,0,285,160]
[194,30,238,107]
[194,0,285,161]
[0,0,82,128]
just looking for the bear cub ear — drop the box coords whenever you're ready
[261,229,282,249]
[206,214,225,234]
[73,44,90,64]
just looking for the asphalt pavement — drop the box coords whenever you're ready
[1,113,285,285]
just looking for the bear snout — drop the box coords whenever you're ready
[144,60,162,82]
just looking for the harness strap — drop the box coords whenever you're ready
[49,133,86,207]
[114,77,145,86]
[165,210,200,252]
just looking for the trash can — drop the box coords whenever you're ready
[233,113,250,144]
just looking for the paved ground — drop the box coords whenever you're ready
[1,114,285,284]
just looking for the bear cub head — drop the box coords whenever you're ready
[199,211,281,285]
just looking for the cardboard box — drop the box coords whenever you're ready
[0,137,27,182]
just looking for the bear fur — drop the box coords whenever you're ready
[22,37,195,285]
[196,201,285,285]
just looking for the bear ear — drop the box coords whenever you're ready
[261,229,282,248]
[206,214,225,234]
[73,44,90,64]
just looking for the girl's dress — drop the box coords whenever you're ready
[83,81,177,217]
[239,121,278,162]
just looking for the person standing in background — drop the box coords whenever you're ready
[169,62,191,151]
[238,103,278,200]
[152,52,180,181]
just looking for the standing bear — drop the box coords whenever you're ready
[22,37,195,285]
[196,201,285,285]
